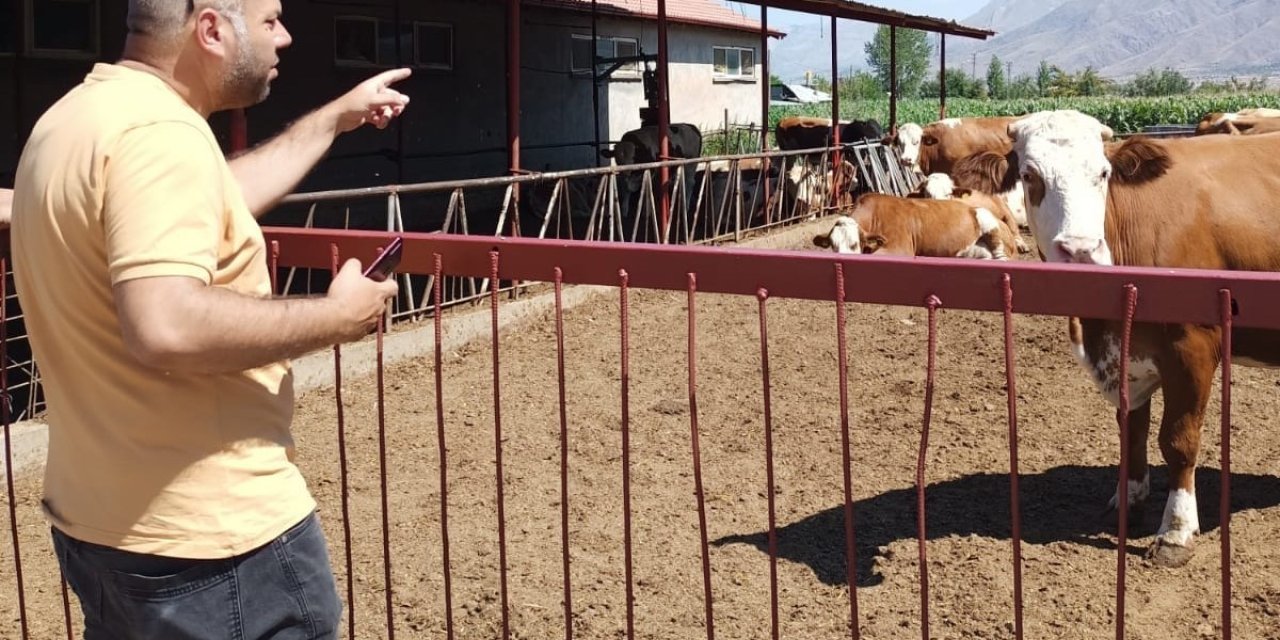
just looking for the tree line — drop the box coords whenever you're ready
[787,26,1271,102]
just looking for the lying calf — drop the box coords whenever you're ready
[812,193,1017,260]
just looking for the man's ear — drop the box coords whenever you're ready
[194,8,229,56]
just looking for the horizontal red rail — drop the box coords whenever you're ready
[264,227,1280,329]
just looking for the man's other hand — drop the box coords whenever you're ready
[332,68,412,134]
[326,258,399,340]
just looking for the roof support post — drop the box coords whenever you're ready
[830,15,841,208]
[889,25,898,132]
[760,2,771,220]
[506,0,522,237]
[658,0,671,241]
[939,34,947,120]
[591,0,602,167]
[393,0,405,183]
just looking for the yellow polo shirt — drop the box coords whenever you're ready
[10,63,315,558]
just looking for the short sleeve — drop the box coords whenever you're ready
[103,121,224,285]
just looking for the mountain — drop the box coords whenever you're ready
[960,0,1073,33]
[767,0,1280,84]
[946,0,1280,80]
[768,18,878,84]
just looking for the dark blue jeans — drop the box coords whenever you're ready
[52,512,343,639]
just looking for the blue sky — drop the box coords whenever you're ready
[718,0,991,26]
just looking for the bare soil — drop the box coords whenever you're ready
[4,226,1280,640]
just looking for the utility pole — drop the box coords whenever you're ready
[1007,61,1013,80]
[971,52,977,78]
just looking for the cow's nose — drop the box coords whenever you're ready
[1053,236,1106,264]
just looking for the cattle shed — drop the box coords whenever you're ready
[1,0,992,197]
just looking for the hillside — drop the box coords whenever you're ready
[768,0,1280,83]
[947,0,1280,80]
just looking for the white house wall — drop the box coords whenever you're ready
[522,10,768,171]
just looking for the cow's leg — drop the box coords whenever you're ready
[1069,319,1161,528]
[1146,326,1219,568]
[1106,400,1152,529]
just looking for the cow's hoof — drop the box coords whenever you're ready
[1144,537,1194,568]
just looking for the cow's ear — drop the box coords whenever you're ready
[1099,124,1114,141]
[921,135,938,146]
[600,148,615,158]
[880,133,897,146]
[1107,137,1171,185]
[951,187,973,198]
[812,234,832,249]
[862,235,885,253]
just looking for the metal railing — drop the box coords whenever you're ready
[3,227,1278,637]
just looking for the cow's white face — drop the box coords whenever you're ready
[1008,110,1114,265]
[812,216,862,254]
[895,123,924,169]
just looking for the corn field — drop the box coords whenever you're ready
[769,94,1280,134]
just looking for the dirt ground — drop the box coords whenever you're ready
[3,225,1280,640]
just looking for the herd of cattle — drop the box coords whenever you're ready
[816,106,1280,571]
[590,106,1280,570]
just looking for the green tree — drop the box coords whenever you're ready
[1075,66,1112,96]
[863,26,933,99]
[1125,67,1192,96]
[1036,60,1052,96]
[1006,74,1039,99]
[838,71,886,100]
[1047,65,1078,97]
[919,67,984,99]
[986,55,1006,99]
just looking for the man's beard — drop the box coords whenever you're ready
[223,49,273,109]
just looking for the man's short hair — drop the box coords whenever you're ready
[127,0,245,39]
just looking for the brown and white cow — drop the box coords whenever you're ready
[884,116,1024,176]
[886,117,1031,228]
[1195,108,1280,135]
[811,193,1018,260]
[906,173,1030,255]
[946,149,1031,232]
[1000,109,1280,566]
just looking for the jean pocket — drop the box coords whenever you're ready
[100,552,233,602]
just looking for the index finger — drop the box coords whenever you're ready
[369,67,412,88]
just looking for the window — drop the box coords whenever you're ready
[1,0,15,54]
[25,0,98,57]
[571,35,641,76]
[713,46,756,80]
[334,16,413,67]
[413,22,452,70]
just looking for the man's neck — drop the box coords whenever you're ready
[118,39,217,118]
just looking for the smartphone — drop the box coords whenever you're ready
[362,236,404,282]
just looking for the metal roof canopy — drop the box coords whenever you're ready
[736,0,995,40]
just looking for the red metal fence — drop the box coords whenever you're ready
[4,226,1279,638]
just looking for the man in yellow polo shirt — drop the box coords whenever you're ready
[10,0,409,637]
